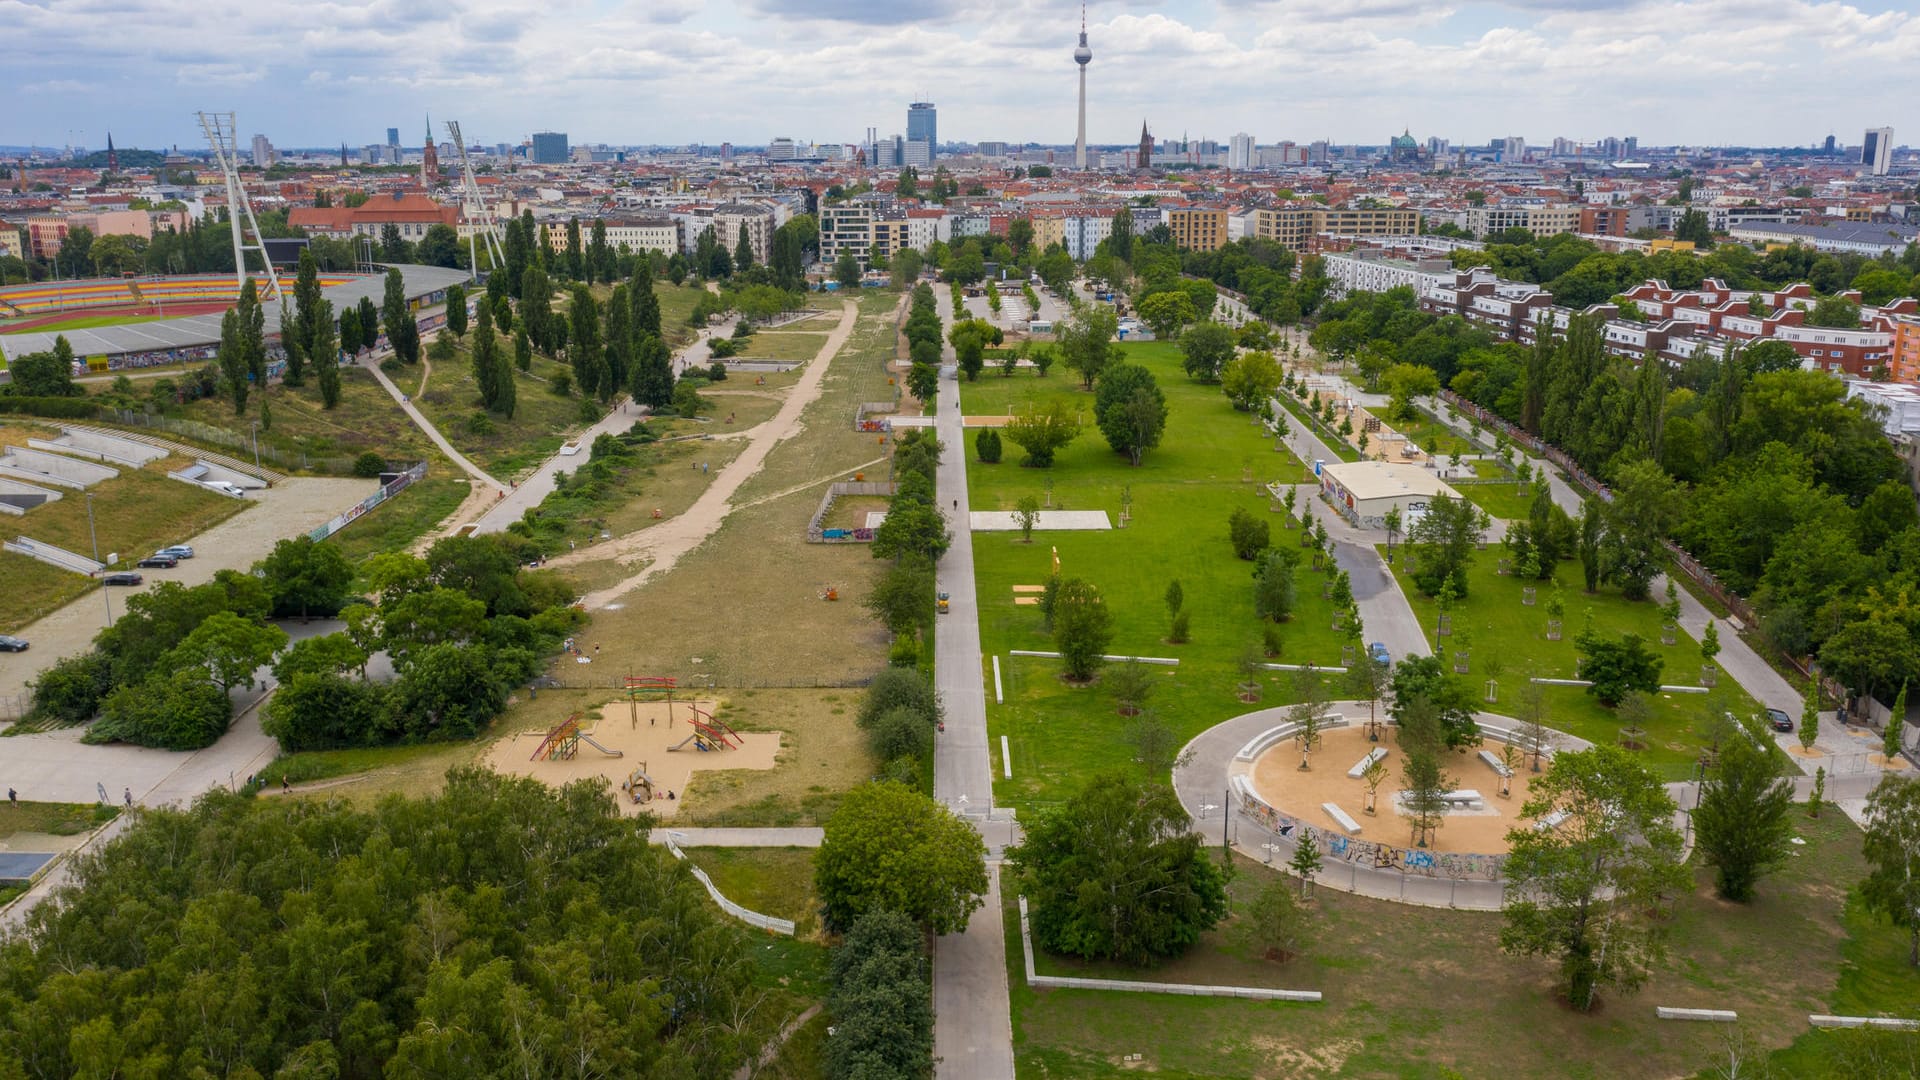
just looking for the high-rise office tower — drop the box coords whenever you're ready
[1228,133,1255,170]
[387,127,400,149]
[531,131,570,165]
[1073,2,1092,169]
[250,134,272,167]
[908,102,936,161]
[1863,127,1893,175]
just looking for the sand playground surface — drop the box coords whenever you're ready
[485,699,780,818]
[1249,727,1537,855]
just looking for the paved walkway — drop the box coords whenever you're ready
[932,287,1016,1080]
[650,826,823,847]
[470,403,651,535]
[361,353,503,493]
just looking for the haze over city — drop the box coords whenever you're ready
[5,0,1919,148]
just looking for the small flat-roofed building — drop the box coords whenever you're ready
[1317,460,1462,528]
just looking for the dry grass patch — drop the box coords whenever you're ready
[678,688,875,827]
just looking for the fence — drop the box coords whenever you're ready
[853,401,897,433]
[1437,387,1821,687]
[307,461,429,543]
[807,480,893,543]
[105,408,354,475]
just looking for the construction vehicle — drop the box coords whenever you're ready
[937,590,951,614]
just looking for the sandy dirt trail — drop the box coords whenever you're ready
[563,300,861,608]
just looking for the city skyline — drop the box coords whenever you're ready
[5,0,1918,151]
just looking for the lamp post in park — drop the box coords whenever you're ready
[85,493,112,626]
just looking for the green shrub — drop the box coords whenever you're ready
[26,651,112,725]
[549,372,573,396]
[351,451,388,478]
[1229,507,1271,560]
[707,362,728,381]
[0,396,102,419]
[975,428,1002,464]
[888,636,919,668]
[868,706,933,760]
[859,667,941,729]
[465,413,496,436]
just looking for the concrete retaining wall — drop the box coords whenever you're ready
[664,840,796,935]
[0,477,60,514]
[5,536,102,575]
[1656,1007,1738,1023]
[1008,650,1179,666]
[1017,896,1320,1002]
[0,447,118,489]
[31,430,165,467]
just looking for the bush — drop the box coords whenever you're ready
[708,337,740,359]
[868,706,934,761]
[828,910,934,1080]
[707,362,727,381]
[1229,507,1271,560]
[672,381,709,419]
[888,636,919,668]
[0,396,102,419]
[975,428,1002,464]
[86,668,232,750]
[26,651,112,725]
[1170,609,1191,643]
[549,371,573,396]
[351,451,388,478]
[262,672,395,751]
[859,667,941,729]
[1263,622,1284,657]
[379,358,402,376]
[1576,631,1664,707]
[465,413,496,436]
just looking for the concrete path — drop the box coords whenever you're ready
[470,403,652,535]
[361,354,504,493]
[570,300,859,608]
[932,286,1017,1080]
[649,827,823,847]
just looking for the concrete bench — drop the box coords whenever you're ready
[1322,803,1362,835]
[1347,747,1388,779]
[1809,1015,1920,1031]
[1656,1007,1737,1023]
[1478,749,1513,778]
[1536,809,1570,831]
[1231,774,1257,803]
[1437,789,1483,807]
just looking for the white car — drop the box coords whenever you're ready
[207,481,248,498]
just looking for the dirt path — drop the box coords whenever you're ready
[361,355,503,494]
[564,301,858,607]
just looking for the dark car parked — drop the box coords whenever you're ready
[0,635,27,652]
[102,572,144,586]
[136,555,178,569]
[1767,708,1794,733]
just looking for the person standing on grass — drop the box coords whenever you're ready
[7,787,15,808]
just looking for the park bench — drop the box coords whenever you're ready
[1535,809,1571,831]
[1347,747,1388,779]
[1478,749,1513,778]
[1437,789,1484,809]
[1322,803,1362,835]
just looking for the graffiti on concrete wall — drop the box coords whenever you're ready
[1237,784,1506,881]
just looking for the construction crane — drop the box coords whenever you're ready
[195,111,282,300]
[445,120,505,280]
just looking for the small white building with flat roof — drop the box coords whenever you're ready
[1318,460,1461,528]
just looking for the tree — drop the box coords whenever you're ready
[1287,666,1328,768]
[834,250,862,287]
[864,557,935,636]
[161,610,287,695]
[515,324,535,374]
[1602,460,1679,601]
[1693,724,1796,902]
[1407,494,1479,598]
[1051,578,1113,682]
[1014,494,1041,543]
[567,284,607,399]
[955,333,985,381]
[1229,506,1271,560]
[1889,682,1909,762]
[271,632,370,686]
[1137,290,1198,340]
[1009,771,1228,964]
[1107,659,1155,717]
[1003,399,1082,468]
[827,909,935,1080]
[1501,746,1689,1010]
[1093,363,1167,466]
[1176,321,1236,382]
[1381,362,1440,421]
[443,282,468,338]
[216,308,249,413]
[871,501,950,562]
[289,246,325,382]
[974,428,1002,465]
[1575,630,1663,708]
[1390,654,1482,749]
[7,336,80,397]
[260,536,356,620]
[1220,350,1282,412]
[1253,546,1299,622]
[1861,774,1920,966]
[1800,684,1821,753]
[1289,830,1324,896]
[1239,877,1309,963]
[815,781,988,934]
[1059,306,1119,389]
[381,267,420,363]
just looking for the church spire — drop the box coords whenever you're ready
[106,132,117,174]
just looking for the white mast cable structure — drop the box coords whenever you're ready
[446,120,505,280]
[196,111,282,300]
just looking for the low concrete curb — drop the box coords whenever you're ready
[1656,1007,1737,1022]
[1017,896,1320,1002]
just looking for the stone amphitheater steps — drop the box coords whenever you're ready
[58,422,288,483]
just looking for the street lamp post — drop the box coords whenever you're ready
[251,421,264,483]
[85,493,111,625]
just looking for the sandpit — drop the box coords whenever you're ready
[1249,726,1538,855]
[485,699,780,818]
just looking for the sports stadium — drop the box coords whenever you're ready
[0,266,472,371]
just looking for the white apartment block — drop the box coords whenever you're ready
[1062,214,1113,260]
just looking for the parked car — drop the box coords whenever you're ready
[157,545,195,559]
[1767,708,1794,733]
[207,482,248,498]
[1369,641,1391,666]
[136,555,179,569]
[101,572,143,586]
[0,635,27,652]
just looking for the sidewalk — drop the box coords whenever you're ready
[360,354,503,493]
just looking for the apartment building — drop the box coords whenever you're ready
[1166,206,1228,252]
[1463,203,1582,238]
[288,191,459,241]
[1244,207,1422,252]
[714,203,776,265]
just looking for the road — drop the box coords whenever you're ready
[0,476,375,701]
[931,286,1017,1080]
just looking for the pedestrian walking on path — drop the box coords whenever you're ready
[123,787,132,809]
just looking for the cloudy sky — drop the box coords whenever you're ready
[4,0,1916,152]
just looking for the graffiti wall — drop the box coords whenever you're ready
[1237,785,1506,881]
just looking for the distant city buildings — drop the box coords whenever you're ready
[908,102,936,163]
[1864,127,1895,176]
[250,134,272,168]
[1227,133,1255,171]
[530,132,570,165]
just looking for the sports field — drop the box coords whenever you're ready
[1,311,179,336]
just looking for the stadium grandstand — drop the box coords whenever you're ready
[0,266,471,370]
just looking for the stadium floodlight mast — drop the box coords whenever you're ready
[196,111,282,300]
[446,120,505,280]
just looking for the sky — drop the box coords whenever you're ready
[3,0,1917,152]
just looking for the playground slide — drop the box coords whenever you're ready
[578,732,624,757]
[668,733,711,752]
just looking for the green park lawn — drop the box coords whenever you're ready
[1451,477,1541,522]
[323,474,471,562]
[1385,552,1762,780]
[1005,812,1915,1078]
[418,334,598,481]
[964,343,1346,812]
[1393,409,1479,458]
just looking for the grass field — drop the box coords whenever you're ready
[0,447,250,633]
[1451,478,1540,522]
[1007,812,1908,1079]
[171,367,437,466]
[962,343,1345,811]
[1385,552,1761,779]
[569,293,901,692]
[682,846,822,938]
[0,801,119,841]
[324,475,472,563]
[735,332,827,364]
[0,312,167,336]
[418,331,598,480]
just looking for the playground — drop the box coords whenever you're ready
[483,697,780,818]
[1246,726,1538,856]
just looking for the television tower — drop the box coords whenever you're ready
[1074,2,1092,170]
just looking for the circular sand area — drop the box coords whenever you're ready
[1249,727,1538,855]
